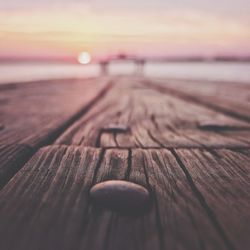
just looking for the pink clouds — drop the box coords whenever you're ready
[0,7,250,59]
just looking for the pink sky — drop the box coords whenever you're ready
[0,1,250,60]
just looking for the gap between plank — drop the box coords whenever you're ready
[170,149,235,250]
[124,149,132,180]
[141,152,165,250]
[143,80,250,123]
[0,80,114,190]
[75,148,106,239]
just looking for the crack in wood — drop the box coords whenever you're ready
[102,213,115,250]
[170,149,235,250]
[144,80,250,123]
[124,148,132,180]
[90,148,106,187]
[141,153,165,250]
[150,114,159,130]
[0,80,114,190]
[95,130,102,148]
[198,123,250,131]
[146,129,165,147]
[113,132,119,147]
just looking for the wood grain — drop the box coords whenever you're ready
[175,148,250,250]
[56,77,250,148]
[0,144,34,189]
[0,77,111,147]
[145,78,250,122]
[0,76,249,250]
[0,146,100,250]
[0,77,112,188]
[0,146,229,250]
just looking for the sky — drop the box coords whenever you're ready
[0,0,250,60]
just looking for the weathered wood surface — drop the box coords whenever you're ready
[0,76,250,250]
[56,77,250,148]
[0,77,112,187]
[0,77,111,146]
[0,146,231,250]
[175,148,250,249]
[1,146,249,249]
[0,144,34,188]
[145,78,250,121]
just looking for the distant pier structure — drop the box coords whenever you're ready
[99,54,146,76]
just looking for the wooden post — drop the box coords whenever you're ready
[100,60,109,75]
[135,59,145,75]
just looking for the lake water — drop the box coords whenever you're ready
[0,62,250,84]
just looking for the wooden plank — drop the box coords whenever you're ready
[82,148,160,250]
[0,78,113,188]
[55,78,135,147]
[175,148,250,250]
[0,146,228,250]
[0,146,100,250]
[56,77,250,148]
[145,78,250,122]
[0,146,153,250]
[134,149,227,250]
[0,144,34,189]
[0,77,111,147]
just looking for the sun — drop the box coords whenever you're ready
[78,52,91,65]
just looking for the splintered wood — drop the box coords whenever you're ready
[0,76,249,250]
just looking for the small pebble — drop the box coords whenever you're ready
[90,180,150,214]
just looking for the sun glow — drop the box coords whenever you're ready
[78,52,91,64]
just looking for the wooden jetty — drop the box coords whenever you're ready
[0,76,250,250]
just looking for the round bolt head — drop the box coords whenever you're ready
[90,180,150,214]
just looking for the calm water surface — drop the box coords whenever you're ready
[0,62,250,84]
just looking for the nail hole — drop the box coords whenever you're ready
[101,124,130,133]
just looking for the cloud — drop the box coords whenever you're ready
[0,1,250,56]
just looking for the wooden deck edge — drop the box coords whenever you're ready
[0,80,114,190]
